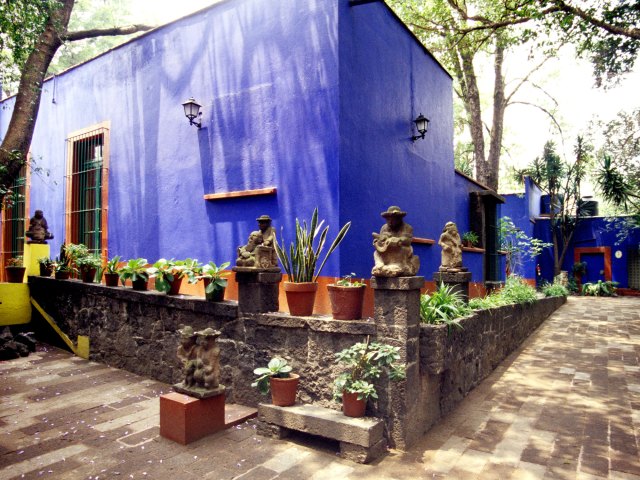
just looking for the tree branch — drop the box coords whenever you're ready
[63,24,154,42]
[551,0,640,40]
[508,100,564,139]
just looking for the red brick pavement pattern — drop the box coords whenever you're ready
[0,296,638,479]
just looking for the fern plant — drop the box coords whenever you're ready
[274,208,351,283]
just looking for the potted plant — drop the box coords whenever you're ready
[274,208,351,316]
[103,255,121,286]
[198,261,230,301]
[54,244,73,280]
[118,258,150,290]
[252,357,299,407]
[147,258,199,295]
[76,254,102,283]
[37,257,54,277]
[461,231,479,248]
[333,337,406,417]
[5,257,26,283]
[64,243,89,278]
[327,273,366,320]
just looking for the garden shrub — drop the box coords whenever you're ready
[420,283,470,330]
[582,280,618,297]
[542,282,569,297]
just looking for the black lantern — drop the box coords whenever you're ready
[412,113,429,141]
[182,97,202,128]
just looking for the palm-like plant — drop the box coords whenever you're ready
[274,208,351,283]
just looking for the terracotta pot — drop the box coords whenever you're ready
[81,267,97,283]
[327,285,366,320]
[203,279,225,301]
[132,278,148,291]
[270,373,299,407]
[39,264,53,277]
[167,275,183,295]
[283,282,318,316]
[104,273,120,287]
[6,267,26,283]
[55,270,70,280]
[342,391,367,417]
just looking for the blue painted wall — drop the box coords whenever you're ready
[1,0,491,281]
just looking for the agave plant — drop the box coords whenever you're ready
[274,208,351,283]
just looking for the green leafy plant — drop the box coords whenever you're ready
[199,261,231,296]
[420,283,469,330]
[37,257,54,267]
[542,282,569,297]
[499,276,538,305]
[274,208,351,283]
[582,280,618,297]
[333,337,406,402]
[75,254,102,271]
[571,261,587,277]
[468,295,504,310]
[461,231,479,246]
[147,258,200,293]
[252,357,293,395]
[54,244,73,274]
[335,273,365,287]
[104,255,121,274]
[499,217,552,277]
[118,258,149,284]
[6,256,23,267]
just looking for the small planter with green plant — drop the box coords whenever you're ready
[37,257,54,277]
[76,254,102,283]
[274,207,351,316]
[5,256,26,283]
[103,255,121,286]
[252,357,299,407]
[461,231,479,248]
[198,261,230,301]
[147,258,200,295]
[333,337,406,417]
[54,244,73,279]
[327,273,367,320]
[64,243,89,277]
[118,258,150,291]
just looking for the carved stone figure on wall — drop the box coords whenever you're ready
[174,326,224,398]
[236,215,278,269]
[25,210,54,244]
[372,206,420,277]
[438,222,464,271]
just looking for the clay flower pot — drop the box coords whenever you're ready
[327,285,366,320]
[132,278,148,291]
[55,270,70,280]
[5,267,26,283]
[81,267,97,283]
[203,278,225,302]
[342,391,366,417]
[270,374,299,407]
[104,273,120,287]
[39,265,53,277]
[167,276,183,295]
[284,282,318,316]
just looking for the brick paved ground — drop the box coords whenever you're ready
[0,296,638,479]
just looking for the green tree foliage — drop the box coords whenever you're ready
[514,137,592,275]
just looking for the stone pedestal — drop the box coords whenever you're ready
[23,243,50,279]
[233,267,282,313]
[370,275,424,450]
[432,271,472,302]
[160,390,226,444]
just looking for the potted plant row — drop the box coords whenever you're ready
[274,207,351,316]
[252,338,405,418]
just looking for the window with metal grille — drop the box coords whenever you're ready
[65,124,109,258]
[1,164,29,278]
[629,248,640,290]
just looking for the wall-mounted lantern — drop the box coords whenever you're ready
[182,97,202,129]
[411,113,429,141]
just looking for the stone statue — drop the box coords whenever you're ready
[174,325,224,398]
[372,206,420,277]
[438,222,464,271]
[25,210,54,244]
[236,215,278,269]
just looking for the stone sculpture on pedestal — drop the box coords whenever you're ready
[236,215,278,269]
[438,221,464,272]
[372,206,420,277]
[174,325,224,398]
[25,210,54,244]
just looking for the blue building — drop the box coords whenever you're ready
[0,0,504,309]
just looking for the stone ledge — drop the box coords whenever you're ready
[257,403,384,448]
[370,276,425,291]
[28,276,238,318]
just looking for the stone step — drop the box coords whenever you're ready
[257,403,386,464]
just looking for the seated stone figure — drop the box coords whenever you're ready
[25,210,54,244]
[176,325,198,388]
[236,215,278,269]
[175,326,223,395]
[438,222,463,271]
[372,206,420,277]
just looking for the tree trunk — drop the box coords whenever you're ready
[0,0,75,191]
[485,41,506,192]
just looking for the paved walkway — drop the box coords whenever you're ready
[0,296,639,479]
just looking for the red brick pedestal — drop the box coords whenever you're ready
[160,391,226,444]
